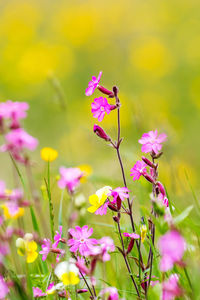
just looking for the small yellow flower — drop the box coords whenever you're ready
[55,261,80,286]
[87,186,111,213]
[140,224,147,243]
[40,147,58,162]
[16,234,38,263]
[1,204,24,220]
[78,164,93,183]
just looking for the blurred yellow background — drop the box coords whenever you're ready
[0,0,199,215]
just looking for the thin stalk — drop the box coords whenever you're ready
[79,270,94,299]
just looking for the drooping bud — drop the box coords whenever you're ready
[113,216,119,223]
[77,289,88,294]
[116,196,122,210]
[93,125,111,142]
[98,85,114,97]
[143,173,155,184]
[108,203,118,212]
[126,238,135,255]
[156,181,166,197]
[142,156,156,168]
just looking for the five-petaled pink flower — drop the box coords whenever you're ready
[0,100,29,129]
[158,230,185,272]
[123,232,140,239]
[99,287,120,300]
[108,187,130,203]
[162,274,182,300]
[130,161,147,181]
[99,237,115,262]
[58,167,83,193]
[91,97,111,122]
[138,130,167,154]
[33,287,46,298]
[68,225,98,256]
[85,72,102,96]
[39,238,51,261]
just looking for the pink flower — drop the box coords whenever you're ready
[162,274,182,300]
[58,167,83,193]
[0,100,29,129]
[0,275,9,299]
[158,230,185,272]
[100,287,119,300]
[130,161,147,181]
[39,238,51,261]
[52,226,62,248]
[123,232,140,239]
[99,237,115,262]
[1,128,38,162]
[95,202,109,216]
[85,72,102,96]
[33,287,46,298]
[91,97,111,122]
[138,130,167,154]
[108,187,130,203]
[68,225,98,256]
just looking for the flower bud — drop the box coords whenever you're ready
[113,216,119,223]
[126,239,135,255]
[142,156,156,168]
[156,181,166,197]
[143,173,155,184]
[116,196,122,210]
[93,125,111,142]
[108,203,118,212]
[97,85,114,97]
[77,289,88,294]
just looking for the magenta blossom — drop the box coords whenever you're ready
[33,287,46,298]
[130,161,147,181]
[162,274,182,300]
[39,238,51,261]
[85,71,102,96]
[52,226,62,248]
[99,287,119,300]
[91,97,111,122]
[0,275,9,300]
[58,167,83,193]
[138,130,167,154]
[158,230,185,272]
[95,202,109,216]
[68,225,98,256]
[123,232,140,239]
[108,187,130,203]
[0,100,29,129]
[99,237,115,262]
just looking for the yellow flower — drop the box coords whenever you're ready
[1,204,24,220]
[87,186,112,213]
[140,224,147,243]
[55,261,80,286]
[40,147,58,162]
[16,233,38,263]
[78,164,93,183]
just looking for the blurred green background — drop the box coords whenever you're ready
[0,0,200,217]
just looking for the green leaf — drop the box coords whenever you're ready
[174,205,193,225]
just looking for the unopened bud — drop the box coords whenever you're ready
[126,239,135,254]
[143,173,155,184]
[98,85,114,97]
[113,216,119,223]
[142,156,156,168]
[156,181,166,197]
[116,196,122,210]
[112,86,119,96]
[108,203,118,212]
[77,289,88,294]
[93,125,111,142]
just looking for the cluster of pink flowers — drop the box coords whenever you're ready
[0,100,38,164]
[85,71,116,122]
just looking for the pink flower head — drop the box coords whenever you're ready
[85,71,102,96]
[91,97,111,122]
[158,230,185,272]
[33,287,46,298]
[130,161,147,181]
[0,100,29,129]
[95,202,109,216]
[123,232,140,239]
[39,238,51,261]
[108,187,130,203]
[58,167,83,193]
[162,274,182,300]
[0,275,9,299]
[52,226,62,248]
[138,130,167,154]
[100,287,119,300]
[68,225,98,256]
[99,237,115,262]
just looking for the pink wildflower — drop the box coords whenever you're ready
[58,167,83,193]
[162,274,182,300]
[158,230,185,272]
[108,187,130,203]
[123,232,140,239]
[85,71,102,96]
[39,238,51,261]
[52,226,62,248]
[130,161,147,181]
[91,97,111,122]
[0,100,29,129]
[68,225,98,256]
[99,237,115,262]
[138,130,167,154]
[100,287,119,300]
[95,202,109,216]
[33,287,46,298]
[0,275,9,299]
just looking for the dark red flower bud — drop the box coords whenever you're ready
[113,216,119,223]
[108,203,118,212]
[116,196,122,210]
[143,173,155,184]
[126,239,135,254]
[93,124,111,142]
[142,156,156,168]
[77,289,88,294]
[98,85,114,97]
